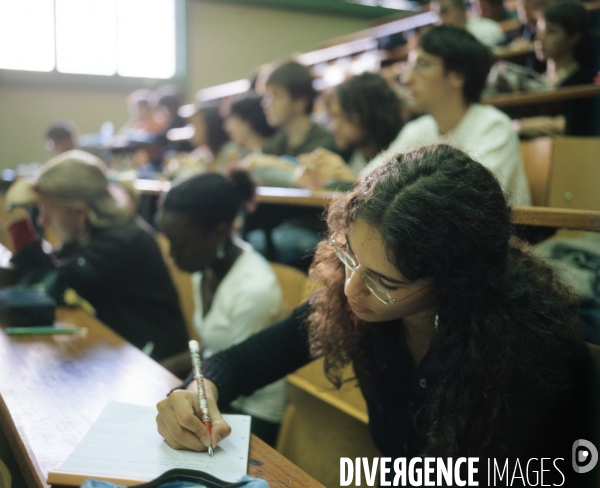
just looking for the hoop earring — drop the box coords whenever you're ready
[435,314,439,332]
[216,242,225,260]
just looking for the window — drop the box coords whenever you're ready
[0,0,178,79]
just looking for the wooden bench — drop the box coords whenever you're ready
[546,137,600,211]
[520,136,600,210]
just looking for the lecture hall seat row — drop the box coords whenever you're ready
[520,136,600,210]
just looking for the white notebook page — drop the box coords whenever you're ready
[54,401,250,483]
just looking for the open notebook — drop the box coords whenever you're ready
[47,401,251,487]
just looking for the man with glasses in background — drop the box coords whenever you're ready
[366,25,531,206]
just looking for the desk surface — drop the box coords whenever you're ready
[511,206,600,231]
[133,180,600,231]
[482,84,600,108]
[133,179,341,207]
[0,309,323,488]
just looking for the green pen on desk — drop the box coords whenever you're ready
[5,326,88,337]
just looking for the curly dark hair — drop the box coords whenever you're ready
[333,73,403,154]
[308,144,582,456]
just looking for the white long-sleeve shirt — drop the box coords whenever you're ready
[364,104,532,206]
[192,239,287,422]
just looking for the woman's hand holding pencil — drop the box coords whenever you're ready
[155,349,231,452]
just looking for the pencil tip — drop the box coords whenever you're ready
[208,446,214,457]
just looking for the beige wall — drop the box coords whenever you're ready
[0,86,130,169]
[0,1,368,170]
[186,1,368,95]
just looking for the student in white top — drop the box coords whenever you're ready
[433,0,506,46]
[366,26,531,206]
[159,170,286,447]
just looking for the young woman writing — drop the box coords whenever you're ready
[156,144,597,485]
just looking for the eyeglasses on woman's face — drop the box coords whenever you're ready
[329,238,432,306]
[329,238,399,305]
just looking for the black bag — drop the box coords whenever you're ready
[0,286,56,326]
[131,469,252,488]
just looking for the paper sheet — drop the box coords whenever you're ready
[54,401,250,483]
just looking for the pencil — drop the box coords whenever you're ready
[188,339,213,457]
[5,326,88,336]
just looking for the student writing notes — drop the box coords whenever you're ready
[157,144,597,486]
[159,170,286,446]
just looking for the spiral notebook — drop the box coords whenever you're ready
[47,401,251,487]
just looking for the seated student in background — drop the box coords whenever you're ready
[191,105,234,173]
[244,61,335,186]
[159,170,286,447]
[470,0,518,23]
[166,105,234,179]
[224,96,277,157]
[46,120,114,166]
[45,121,77,155]
[261,61,335,156]
[504,0,550,71]
[118,88,163,136]
[368,26,531,206]
[517,0,600,136]
[4,150,188,361]
[296,73,404,188]
[152,85,188,137]
[156,144,598,486]
[433,0,506,46]
[133,85,190,171]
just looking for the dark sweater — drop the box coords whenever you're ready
[11,217,188,360]
[201,302,598,486]
[560,66,600,136]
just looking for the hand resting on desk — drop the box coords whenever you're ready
[296,148,357,189]
[156,378,232,452]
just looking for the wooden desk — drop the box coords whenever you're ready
[133,179,340,207]
[0,309,323,488]
[254,187,340,207]
[135,180,600,219]
[133,179,600,231]
[482,84,600,119]
[484,84,600,109]
[511,206,600,231]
